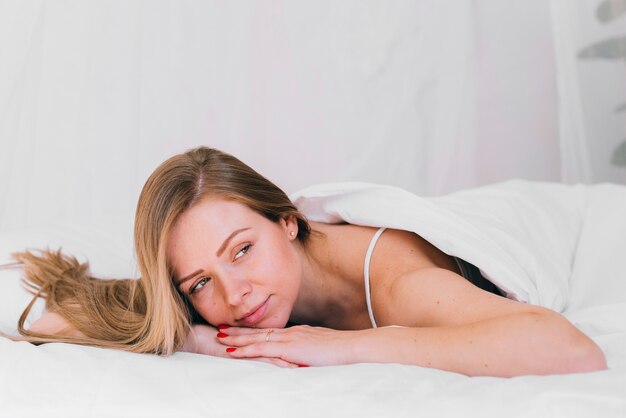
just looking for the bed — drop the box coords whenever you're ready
[1,181,626,418]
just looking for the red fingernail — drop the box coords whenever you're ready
[218,325,230,330]
[226,347,237,353]
[298,364,309,368]
[217,332,228,338]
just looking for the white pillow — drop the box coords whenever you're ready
[0,211,137,336]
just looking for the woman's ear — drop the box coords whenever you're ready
[283,215,298,240]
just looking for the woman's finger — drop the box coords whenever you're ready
[216,327,284,347]
[218,326,276,336]
[223,342,284,360]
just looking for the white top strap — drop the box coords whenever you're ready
[364,227,386,328]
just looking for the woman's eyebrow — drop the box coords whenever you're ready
[176,227,252,286]
[215,227,251,257]
[177,270,202,286]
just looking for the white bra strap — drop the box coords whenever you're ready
[364,227,386,329]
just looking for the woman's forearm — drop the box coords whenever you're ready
[181,324,220,354]
[352,311,607,377]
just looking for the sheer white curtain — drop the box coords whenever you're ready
[0,1,611,232]
[551,0,626,184]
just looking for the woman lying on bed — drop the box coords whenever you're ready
[12,146,607,377]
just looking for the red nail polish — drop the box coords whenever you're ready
[218,324,230,330]
[226,347,237,353]
[217,332,228,338]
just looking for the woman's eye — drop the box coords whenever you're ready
[190,277,209,294]
[234,244,251,261]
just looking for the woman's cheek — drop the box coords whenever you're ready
[193,299,219,325]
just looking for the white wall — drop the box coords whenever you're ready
[475,0,560,185]
[2,1,621,232]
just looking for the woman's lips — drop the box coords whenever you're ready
[240,297,270,326]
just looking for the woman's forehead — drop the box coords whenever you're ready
[184,198,259,224]
[166,199,260,276]
[171,196,284,250]
[174,199,259,236]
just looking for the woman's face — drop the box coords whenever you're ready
[166,198,302,328]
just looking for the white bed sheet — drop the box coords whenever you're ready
[1,182,626,418]
[0,333,625,418]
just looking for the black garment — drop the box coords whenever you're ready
[454,257,506,297]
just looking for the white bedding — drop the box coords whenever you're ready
[1,180,626,417]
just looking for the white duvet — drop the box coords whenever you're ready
[1,180,625,417]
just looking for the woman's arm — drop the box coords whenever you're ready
[350,310,606,376]
[218,268,607,376]
[29,312,86,338]
[363,267,607,376]
[181,324,222,355]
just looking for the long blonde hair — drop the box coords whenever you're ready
[7,147,311,355]
[5,249,147,350]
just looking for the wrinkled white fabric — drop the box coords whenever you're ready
[1,181,626,417]
[292,180,626,312]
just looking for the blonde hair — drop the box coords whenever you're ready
[7,147,311,355]
[4,249,147,351]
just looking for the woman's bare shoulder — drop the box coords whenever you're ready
[308,222,459,280]
[367,230,541,328]
[369,228,460,280]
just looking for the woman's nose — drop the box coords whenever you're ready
[219,274,252,307]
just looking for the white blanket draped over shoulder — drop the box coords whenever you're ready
[290,180,626,312]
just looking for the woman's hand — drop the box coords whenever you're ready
[181,324,301,368]
[216,325,364,367]
[218,313,607,376]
